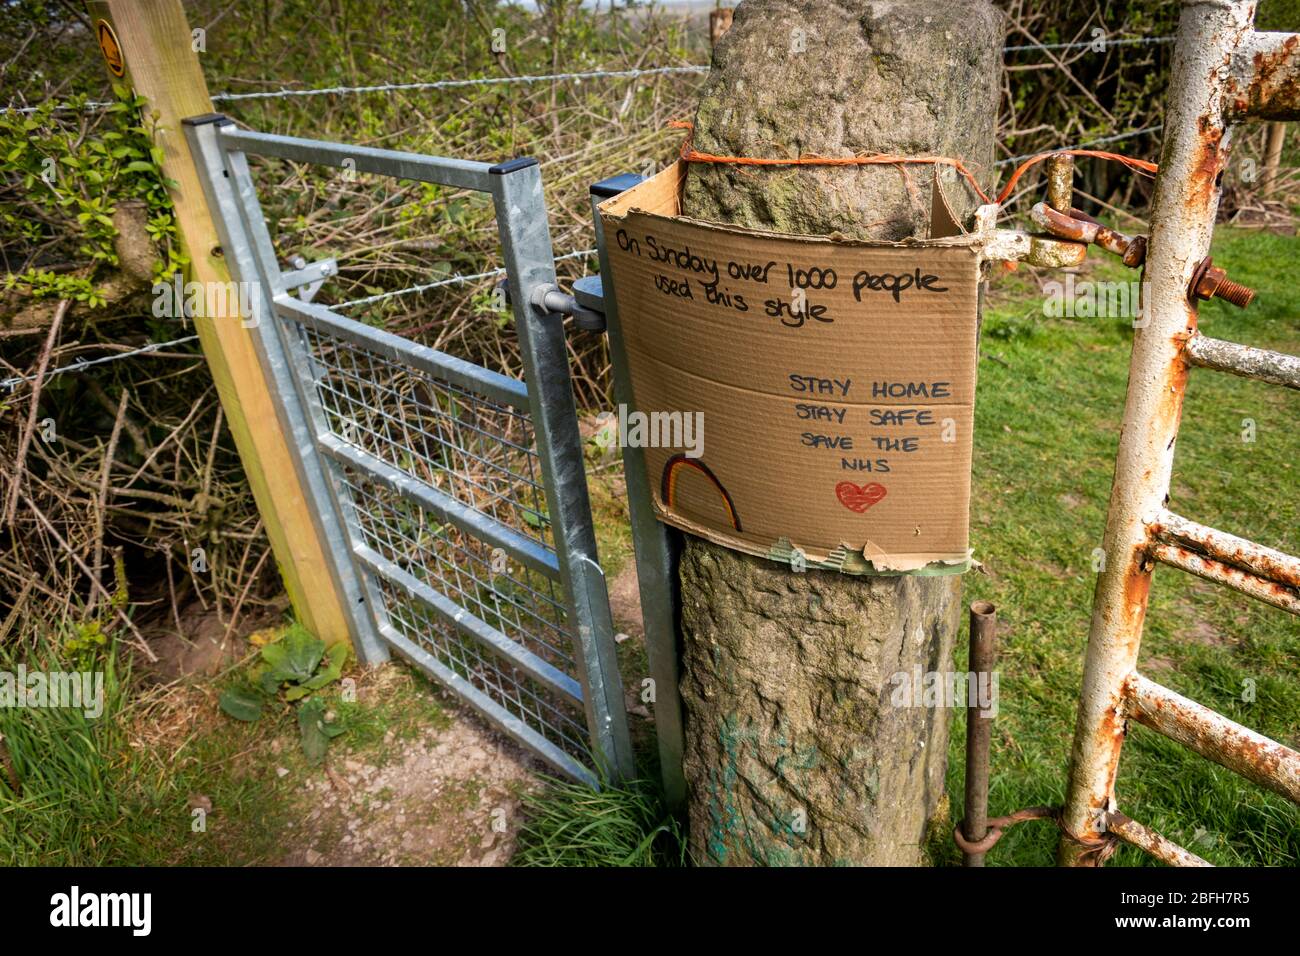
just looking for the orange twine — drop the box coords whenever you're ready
[669,119,1158,208]
[996,149,1157,206]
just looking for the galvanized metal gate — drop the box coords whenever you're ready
[1058,1,1300,865]
[182,115,633,786]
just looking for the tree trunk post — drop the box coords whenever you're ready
[677,0,1002,866]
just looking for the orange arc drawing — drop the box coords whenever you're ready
[661,454,742,532]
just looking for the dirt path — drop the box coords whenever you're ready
[142,561,649,867]
[282,706,544,867]
[278,562,647,866]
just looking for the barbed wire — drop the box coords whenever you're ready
[0,98,115,116]
[334,247,597,309]
[3,249,601,387]
[0,335,201,392]
[2,33,1177,116]
[1003,35,1174,53]
[334,266,507,310]
[211,65,708,103]
[995,124,1163,167]
[0,64,708,116]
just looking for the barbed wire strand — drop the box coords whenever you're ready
[0,64,708,116]
[3,249,601,388]
[334,247,597,309]
[994,124,1163,167]
[0,335,201,392]
[211,65,709,103]
[2,34,1175,116]
[1003,35,1174,53]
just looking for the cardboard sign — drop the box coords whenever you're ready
[599,162,982,573]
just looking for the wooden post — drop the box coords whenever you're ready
[1260,121,1286,196]
[87,0,355,645]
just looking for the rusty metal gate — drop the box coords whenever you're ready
[182,115,633,786]
[1058,0,1300,866]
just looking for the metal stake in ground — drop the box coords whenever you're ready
[676,0,1003,866]
[962,601,997,867]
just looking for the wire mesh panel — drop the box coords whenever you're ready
[374,574,593,763]
[290,307,612,779]
[336,449,576,675]
[184,117,633,785]
[293,318,557,552]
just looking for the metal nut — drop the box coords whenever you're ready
[1189,257,1255,308]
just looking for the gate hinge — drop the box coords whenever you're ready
[531,279,607,332]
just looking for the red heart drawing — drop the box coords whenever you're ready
[836,481,888,513]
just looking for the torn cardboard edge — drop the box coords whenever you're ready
[647,458,975,573]
[599,161,982,576]
[929,166,968,239]
[667,505,975,575]
[652,473,972,574]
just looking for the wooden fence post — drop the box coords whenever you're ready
[86,0,355,646]
[1260,121,1286,196]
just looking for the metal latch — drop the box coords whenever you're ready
[1029,203,1148,267]
[1027,154,1254,309]
[282,255,337,303]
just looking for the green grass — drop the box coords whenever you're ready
[0,641,137,865]
[0,638,299,866]
[513,771,687,867]
[940,227,1300,866]
[0,631,452,865]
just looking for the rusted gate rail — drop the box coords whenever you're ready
[1058,0,1300,866]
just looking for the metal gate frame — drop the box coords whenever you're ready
[587,175,687,809]
[182,114,634,786]
[1059,1,1300,866]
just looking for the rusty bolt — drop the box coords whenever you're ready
[1121,236,1147,269]
[1190,257,1254,309]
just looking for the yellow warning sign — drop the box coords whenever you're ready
[96,20,125,78]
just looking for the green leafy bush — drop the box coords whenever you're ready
[1,84,184,304]
[218,625,350,764]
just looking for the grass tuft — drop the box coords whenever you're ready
[513,773,686,867]
[0,639,135,866]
